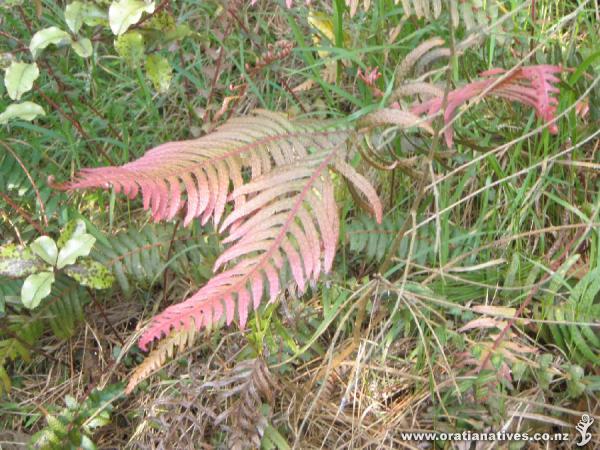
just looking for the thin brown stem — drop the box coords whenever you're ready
[0,190,44,234]
[33,86,116,165]
[203,25,231,124]
[90,291,125,347]
[0,140,49,227]
[280,77,308,113]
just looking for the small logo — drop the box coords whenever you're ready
[575,414,594,447]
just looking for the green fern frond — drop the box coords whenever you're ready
[46,278,91,340]
[544,266,600,365]
[0,314,43,395]
[91,224,218,292]
[0,278,20,311]
[346,213,478,267]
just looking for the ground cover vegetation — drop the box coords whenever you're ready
[0,0,599,448]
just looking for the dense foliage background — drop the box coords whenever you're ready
[0,0,599,448]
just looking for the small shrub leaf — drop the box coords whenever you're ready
[114,31,145,67]
[4,61,39,101]
[57,234,96,269]
[0,101,45,124]
[65,1,85,33]
[71,37,93,58]
[30,236,58,266]
[0,244,45,278]
[29,27,72,59]
[108,0,155,36]
[21,271,55,309]
[64,258,115,289]
[145,54,172,93]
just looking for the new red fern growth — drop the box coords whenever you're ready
[409,65,563,147]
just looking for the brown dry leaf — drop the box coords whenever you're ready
[458,317,507,333]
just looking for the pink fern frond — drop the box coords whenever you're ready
[67,111,350,227]
[410,65,563,147]
[67,110,383,351]
[138,146,382,350]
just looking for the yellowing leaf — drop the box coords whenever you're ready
[64,258,115,289]
[145,54,171,93]
[471,305,517,317]
[57,219,87,248]
[0,102,45,124]
[114,31,145,67]
[21,271,55,309]
[308,11,336,43]
[0,243,45,277]
[4,61,39,100]
[307,11,350,58]
[109,0,155,36]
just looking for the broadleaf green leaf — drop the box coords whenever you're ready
[145,54,171,93]
[71,37,93,58]
[78,2,108,27]
[4,61,39,100]
[65,1,85,33]
[0,102,45,124]
[108,0,155,36]
[29,27,72,59]
[57,234,96,269]
[65,395,78,409]
[46,414,68,434]
[30,236,58,266]
[80,435,97,450]
[21,271,55,309]
[58,219,87,248]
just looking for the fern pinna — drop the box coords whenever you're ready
[66,110,383,350]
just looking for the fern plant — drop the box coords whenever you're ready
[64,67,568,354]
[65,110,395,351]
[541,265,600,365]
[30,383,123,450]
[347,213,477,265]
